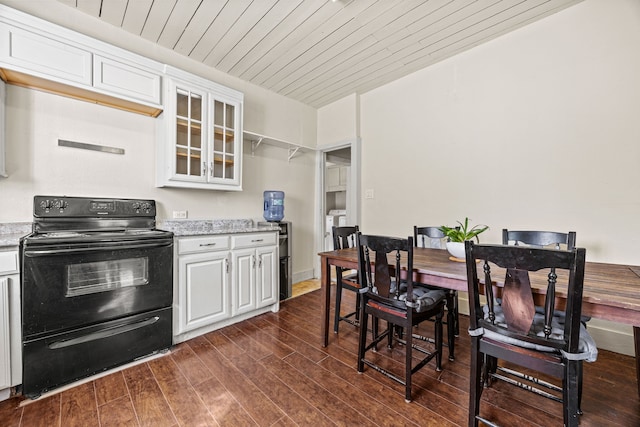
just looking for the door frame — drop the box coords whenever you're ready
[315,137,361,278]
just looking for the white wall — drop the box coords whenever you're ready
[317,93,359,146]
[356,0,640,355]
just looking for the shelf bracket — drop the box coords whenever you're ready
[287,146,300,162]
[251,137,264,157]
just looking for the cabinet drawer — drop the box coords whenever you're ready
[178,236,229,255]
[0,23,92,85]
[0,251,18,274]
[93,55,161,105]
[232,232,277,249]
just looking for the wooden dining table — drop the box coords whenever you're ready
[318,246,640,396]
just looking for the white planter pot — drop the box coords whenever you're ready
[446,241,466,260]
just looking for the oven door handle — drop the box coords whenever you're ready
[24,240,173,256]
[48,316,160,350]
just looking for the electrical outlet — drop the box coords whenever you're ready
[364,189,374,199]
[173,210,188,219]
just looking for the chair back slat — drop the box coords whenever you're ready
[466,242,586,353]
[501,268,536,334]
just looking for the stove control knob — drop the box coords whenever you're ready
[40,199,51,211]
[52,199,68,211]
[132,202,141,212]
[141,202,152,213]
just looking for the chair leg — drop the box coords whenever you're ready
[405,322,413,402]
[435,310,443,371]
[451,290,460,336]
[484,355,497,387]
[357,305,368,373]
[388,323,395,349]
[355,293,361,322]
[446,301,456,361]
[372,316,379,351]
[333,281,343,334]
[469,337,483,427]
[577,360,584,415]
[564,360,581,427]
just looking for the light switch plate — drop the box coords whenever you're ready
[173,210,188,219]
[364,189,374,199]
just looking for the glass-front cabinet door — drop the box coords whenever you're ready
[209,97,240,185]
[175,87,205,181]
[158,66,243,191]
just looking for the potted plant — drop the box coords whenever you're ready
[439,217,488,260]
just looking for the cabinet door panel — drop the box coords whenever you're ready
[172,81,207,182]
[178,252,229,334]
[257,246,278,308]
[0,23,92,85]
[0,277,10,388]
[93,55,161,105]
[232,248,255,316]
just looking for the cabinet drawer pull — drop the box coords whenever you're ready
[251,239,264,242]
[199,243,217,247]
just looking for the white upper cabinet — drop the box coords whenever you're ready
[157,66,243,191]
[0,5,163,117]
[0,22,92,85]
[93,55,162,106]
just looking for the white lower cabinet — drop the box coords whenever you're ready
[256,245,278,307]
[0,250,20,401]
[232,247,257,316]
[0,275,10,390]
[178,250,231,334]
[232,233,278,314]
[174,232,278,343]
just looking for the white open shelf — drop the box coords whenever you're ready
[243,130,315,161]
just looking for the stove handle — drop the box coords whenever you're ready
[48,316,160,349]
[24,240,173,256]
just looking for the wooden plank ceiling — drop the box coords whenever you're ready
[55,0,583,108]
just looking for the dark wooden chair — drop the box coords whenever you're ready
[414,225,457,361]
[356,234,445,402]
[332,225,361,333]
[465,241,597,427]
[501,228,587,408]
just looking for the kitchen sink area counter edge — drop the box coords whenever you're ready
[158,219,281,236]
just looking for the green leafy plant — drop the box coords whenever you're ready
[439,217,488,243]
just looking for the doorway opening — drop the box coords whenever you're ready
[318,139,360,258]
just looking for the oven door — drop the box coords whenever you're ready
[21,237,173,339]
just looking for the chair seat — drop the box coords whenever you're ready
[387,282,446,313]
[480,304,598,362]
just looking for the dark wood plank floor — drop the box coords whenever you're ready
[1,285,639,426]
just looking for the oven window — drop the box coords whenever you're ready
[66,258,149,297]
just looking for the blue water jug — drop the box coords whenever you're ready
[263,191,285,222]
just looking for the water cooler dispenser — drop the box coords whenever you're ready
[260,191,291,300]
[263,190,284,222]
